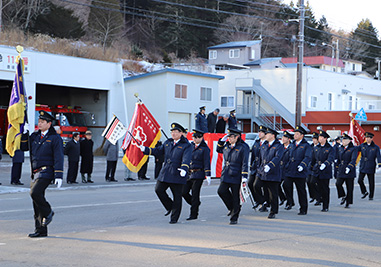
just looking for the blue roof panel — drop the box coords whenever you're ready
[208,40,262,49]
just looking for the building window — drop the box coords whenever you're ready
[310,96,317,108]
[250,49,255,59]
[328,93,333,110]
[175,84,187,99]
[368,104,375,110]
[348,95,353,110]
[229,49,240,58]
[209,50,217,59]
[200,87,212,101]
[352,63,356,71]
[221,96,234,107]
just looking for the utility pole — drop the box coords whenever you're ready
[335,39,339,72]
[375,57,381,80]
[295,0,305,127]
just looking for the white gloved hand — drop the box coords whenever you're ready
[345,167,350,174]
[23,123,29,134]
[376,166,381,173]
[320,163,326,170]
[221,134,229,142]
[242,178,248,183]
[178,168,187,177]
[297,166,303,172]
[206,176,211,185]
[139,145,145,152]
[264,165,270,173]
[54,179,62,188]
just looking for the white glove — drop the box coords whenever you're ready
[206,176,211,185]
[23,123,29,134]
[55,179,62,188]
[320,163,326,170]
[221,134,229,142]
[376,166,381,173]
[264,165,270,173]
[178,168,187,177]
[297,166,303,172]
[242,178,248,183]
[345,167,350,174]
[139,145,145,152]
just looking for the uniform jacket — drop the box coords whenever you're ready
[195,112,208,133]
[64,139,80,162]
[207,112,218,133]
[21,126,64,179]
[333,143,341,178]
[217,138,249,184]
[280,143,292,180]
[189,139,211,179]
[359,141,381,173]
[285,138,312,179]
[307,143,317,176]
[337,142,358,179]
[12,150,25,163]
[103,140,119,161]
[80,138,94,174]
[228,115,237,129]
[258,139,284,182]
[311,142,334,179]
[250,139,266,176]
[215,118,227,133]
[144,135,191,184]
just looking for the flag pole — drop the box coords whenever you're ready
[127,130,141,146]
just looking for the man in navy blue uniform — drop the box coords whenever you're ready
[333,136,341,179]
[64,133,80,184]
[358,132,381,200]
[307,132,321,205]
[283,126,312,215]
[249,125,268,210]
[182,129,211,220]
[311,130,334,212]
[228,109,237,129]
[11,150,25,185]
[195,106,208,133]
[280,131,293,208]
[258,128,284,219]
[140,123,191,224]
[22,111,64,237]
[336,134,358,208]
[217,128,249,225]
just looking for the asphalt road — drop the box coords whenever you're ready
[1,155,381,266]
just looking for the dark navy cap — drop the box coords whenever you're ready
[192,129,204,138]
[312,132,319,139]
[365,132,374,138]
[283,131,294,139]
[170,122,186,133]
[227,128,242,136]
[294,125,307,135]
[230,109,235,113]
[342,133,353,140]
[199,106,206,110]
[266,128,278,137]
[258,125,267,133]
[38,111,54,122]
[319,130,330,139]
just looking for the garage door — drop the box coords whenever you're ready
[168,112,191,131]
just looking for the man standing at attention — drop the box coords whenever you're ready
[195,106,208,133]
[80,130,94,183]
[65,133,80,184]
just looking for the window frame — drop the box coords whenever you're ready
[221,95,235,108]
[175,83,188,100]
[200,87,212,101]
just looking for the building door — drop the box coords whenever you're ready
[168,112,191,132]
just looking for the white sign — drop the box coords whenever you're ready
[0,53,31,73]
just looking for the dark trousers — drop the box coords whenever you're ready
[284,177,308,213]
[307,174,321,201]
[253,176,269,204]
[316,178,330,210]
[155,162,163,179]
[138,158,149,178]
[105,161,117,181]
[30,178,52,234]
[155,180,183,222]
[182,179,203,218]
[358,172,375,198]
[11,162,23,183]
[336,178,354,204]
[67,161,79,183]
[218,181,241,222]
[263,180,279,214]
[279,180,286,202]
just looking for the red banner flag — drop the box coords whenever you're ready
[122,103,161,172]
[348,118,365,146]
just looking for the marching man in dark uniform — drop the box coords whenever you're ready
[258,128,284,219]
[140,123,191,224]
[216,128,249,225]
[311,130,334,212]
[249,126,268,210]
[21,111,64,237]
[228,109,237,129]
[283,126,312,215]
[336,134,358,208]
[182,129,211,220]
[195,106,208,133]
[358,132,381,200]
[333,136,341,179]
[280,131,293,207]
[64,132,80,184]
[307,132,321,205]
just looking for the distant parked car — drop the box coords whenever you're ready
[244,132,259,150]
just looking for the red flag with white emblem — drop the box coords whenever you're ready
[122,102,161,172]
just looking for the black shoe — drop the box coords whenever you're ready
[259,205,268,212]
[169,220,177,224]
[298,211,307,215]
[369,198,373,201]
[28,232,47,238]
[268,213,276,219]
[164,210,171,216]
[361,192,369,199]
[253,202,260,209]
[345,204,350,208]
[138,177,150,180]
[109,179,118,182]
[82,180,87,183]
[229,220,237,225]
[284,205,292,210]
[11,181,24,185]
[279,199,285,206]
[67,181,72,184]
[124,178,136,181]
[227,210,232,216]
[72,181,78,184]
[186,216,197,221]
[321,208,328,212]
[340,197,346,205]
[87,180,94,183]
[314,201,321,206]
[309,198,315,203]
[41,211,54,227]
